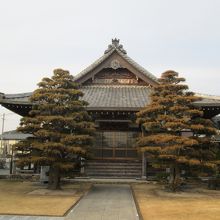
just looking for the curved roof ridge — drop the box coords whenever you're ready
[115,48,158,82]
[74,49,115,81]
[4,92,33,99]
[196,93,220,100]
[82,84,150,88]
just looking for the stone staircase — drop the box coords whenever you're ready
[85,160,142,179]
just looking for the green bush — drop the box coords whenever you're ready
[155,172,169,182]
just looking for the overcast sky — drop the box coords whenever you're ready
[0,0,220,131]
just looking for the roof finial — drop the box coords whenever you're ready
[104,38,127,54]
[112,38,120,47]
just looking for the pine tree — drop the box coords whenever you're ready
[136,70,218,191]
[14,69,95,189]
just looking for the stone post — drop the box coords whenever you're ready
[141,152,147,179]
[40,166,49,183]
[80,157,85,175]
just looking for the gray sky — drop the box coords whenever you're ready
[0,0,220,131]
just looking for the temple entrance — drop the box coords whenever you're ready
[93,131,139,160]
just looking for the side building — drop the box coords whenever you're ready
[1,39,220,178]
[0,130,32,173]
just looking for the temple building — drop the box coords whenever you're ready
[1,39,220,178]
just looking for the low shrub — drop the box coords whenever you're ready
[155,172,169,182]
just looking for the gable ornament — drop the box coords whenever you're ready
[111,59,120,69]
[104,38,127,54]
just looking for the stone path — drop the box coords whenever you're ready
[0,184,139,220]
[0,217,63,220]
[66,184,139,220]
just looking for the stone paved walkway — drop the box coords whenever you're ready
[0,184,139,220]
[0,217,63,220]
[66,184,139,220]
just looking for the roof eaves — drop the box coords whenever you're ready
[4,92,33,99]
[195,93,220,100]
[193,102,220,107]
[116,49,158,83]
[0,100,32,105]
[0,92,33,105]
[86,106,141,111]
[74,49,115,82]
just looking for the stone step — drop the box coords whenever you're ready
[86,169,141,173]
[85,176,141,179]
[86,165,141,169]
[86,165,141,168]
[86,170,141,174]
[86,161,141,165]
[86,171,141,174]
[86,168,142,172]
[85,160,142,178]
[86,173,141,178]
[86,174,142,178]
[86,168,141,172]
[86,171,141,175]
[86,162,141,165]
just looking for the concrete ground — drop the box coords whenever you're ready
[0,184,139,220]
[71,177,148,183]
[0,217,64,220]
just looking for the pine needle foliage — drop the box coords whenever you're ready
[136,70,218,191]
[14,69,95,189]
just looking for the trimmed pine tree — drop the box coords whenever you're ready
[136,70,218,191]
[14,69,95,189]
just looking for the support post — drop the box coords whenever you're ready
[10,147,14,174]
[0,113,5,156]
[141,151,147,179]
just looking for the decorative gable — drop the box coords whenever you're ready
[91,68,139,85]
[74,39,159,87]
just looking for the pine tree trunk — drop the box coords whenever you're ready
[174,164,180,182]
[48,165,61,190]
[169,164,175,184]
[169,163,181,192]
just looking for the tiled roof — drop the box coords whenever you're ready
[0,88,220,110]
[0,86,151,110]
[213,135,220,142]
[74,49,115,82]
[3,92,32,103]
[82,85,151,110]
[0,130,33,140]
[116,49,158,82]
[194,93,220,106]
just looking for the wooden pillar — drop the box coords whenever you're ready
[141,152,147,179]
